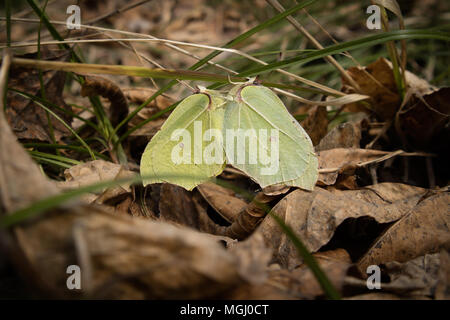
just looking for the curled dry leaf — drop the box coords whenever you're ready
[345,251,449,299]
[225,191,278,240]
[197,182,248,223]
[357,192,450,272]
[80,75,129,136]
[125,88,175,139]
[13,206,257,299]
[250,183,428,269]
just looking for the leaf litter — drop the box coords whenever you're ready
[0,1,449,301]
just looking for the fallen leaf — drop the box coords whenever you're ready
[315,121,362,152]
[358,192,450,272]
[380,253,443,297]
[397,87,450,149]
[80,75,129,136]
[197,182,248,223]
[317,148,405,186]
[342,58,401,121]
[300,105,328,146]
[13,206,251,299]
[435,249,450,300]
[124,87,174,121]
[291,248,351,298]
[158,183,226,234]
[0,92,60,213]
[250,183,428,268]
[57,160,136,203]
[6,50,72,142]
[227,233,272,284]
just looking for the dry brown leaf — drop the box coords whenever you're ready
[13,206,254,299]
[227,233,272,284]
[250,183,428,268]
[342,58,400,120]
[6,50,72,142]
[358,192,450,272]
[125,87,174,139]
[124,87,174,119]
[57,160,136,204]
[435,249,450,300]
[225,191,278,240]
[380,253,443,297]
[291,249,351,298]
[59,160,134,190]
[0,95,60,213]
[397,87,450,149]
[80,75,129,136]
[197,182,248,223]
[317,148,395,186]
[231,249,350,299]
[158,183,226,234]
[316,121,362,152]
[300,105,328,146]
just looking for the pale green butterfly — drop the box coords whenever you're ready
[140,88,228,190]
[223,82,318,191]
[141,82,318,191]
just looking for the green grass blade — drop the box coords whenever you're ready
[113,0,317,135]
[24,143,109,160]
[14,91,96,160]
[236,29,450,77]
[31,154,73,169]
[25,0,81,63]
[28,150,82,165]
[5,0,11,47]
[269,213,341,299]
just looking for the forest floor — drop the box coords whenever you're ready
[0,0,449,300]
